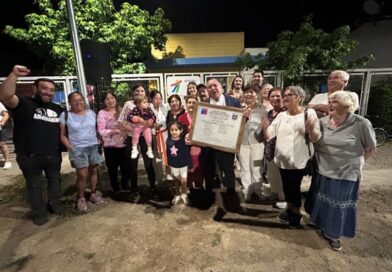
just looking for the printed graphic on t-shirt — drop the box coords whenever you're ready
[170,145,178,156]
[33,108,60,123]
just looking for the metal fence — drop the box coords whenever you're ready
[1,68,392,139]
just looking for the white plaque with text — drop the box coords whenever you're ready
[189,102,246,153]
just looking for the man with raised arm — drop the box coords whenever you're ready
[0,65,63,225]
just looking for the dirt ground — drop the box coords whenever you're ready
[0,142,391,272]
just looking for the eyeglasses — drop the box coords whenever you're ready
[282,93,297,98]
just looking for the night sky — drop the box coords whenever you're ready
[0,0,390,75]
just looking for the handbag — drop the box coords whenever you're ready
[304,109,317,177]
[264,137,277,161]
[264,110,281,161]
[304,156,316,177]
[188,187,214,210]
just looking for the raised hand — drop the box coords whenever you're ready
[243,106,252,118]
[12,65,30,77]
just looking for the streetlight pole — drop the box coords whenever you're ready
[65,0,89,108]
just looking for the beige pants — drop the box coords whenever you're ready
[238,143,264,198]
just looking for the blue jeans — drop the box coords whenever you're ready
[16,153,62,220]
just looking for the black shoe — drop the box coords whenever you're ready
[278,209,292,222]
[328,239,342,251]
[320,231,342,251]
[47,203,63,216]
[289,213,303,228]
[33,216,48,225]
[213,207,226,221]
[130,191,141,203]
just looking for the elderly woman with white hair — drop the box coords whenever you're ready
[309,90,376,251]
[265,85,321,228]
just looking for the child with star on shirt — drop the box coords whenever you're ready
[166,121,192,205]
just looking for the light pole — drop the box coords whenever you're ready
[65,0,89,108]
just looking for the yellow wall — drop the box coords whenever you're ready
[148,66,240,73]
[152,32,244,59]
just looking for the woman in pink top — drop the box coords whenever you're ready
[97,91,129,193]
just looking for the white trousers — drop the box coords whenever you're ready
[238,143,264,198]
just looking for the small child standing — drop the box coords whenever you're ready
[166,121,192,205]
[127,96,156,159]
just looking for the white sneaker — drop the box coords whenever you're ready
[166,174,173,181]
[146,148,154,159]
[131,149,139,159]
[3,161,12,170]
[262,182,271,189]
[273,201,287,209]
[181,193,189,205]
[171,195,181,205]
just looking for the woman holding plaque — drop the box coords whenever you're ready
[238,86,265,201]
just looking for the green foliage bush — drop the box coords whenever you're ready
[366,78,392,133]
[237,15,373,84]
[4,0,171,75]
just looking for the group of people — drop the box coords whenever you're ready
[0,65,376,252]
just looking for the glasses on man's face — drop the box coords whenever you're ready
[282,93,297,98]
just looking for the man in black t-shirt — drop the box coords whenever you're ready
[0,65,63,225]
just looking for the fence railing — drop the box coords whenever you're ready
[1,68,392,139]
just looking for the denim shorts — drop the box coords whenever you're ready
[69,145,104,169]
[0,130,7,142]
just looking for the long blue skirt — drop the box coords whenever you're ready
[309,172,359,239]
